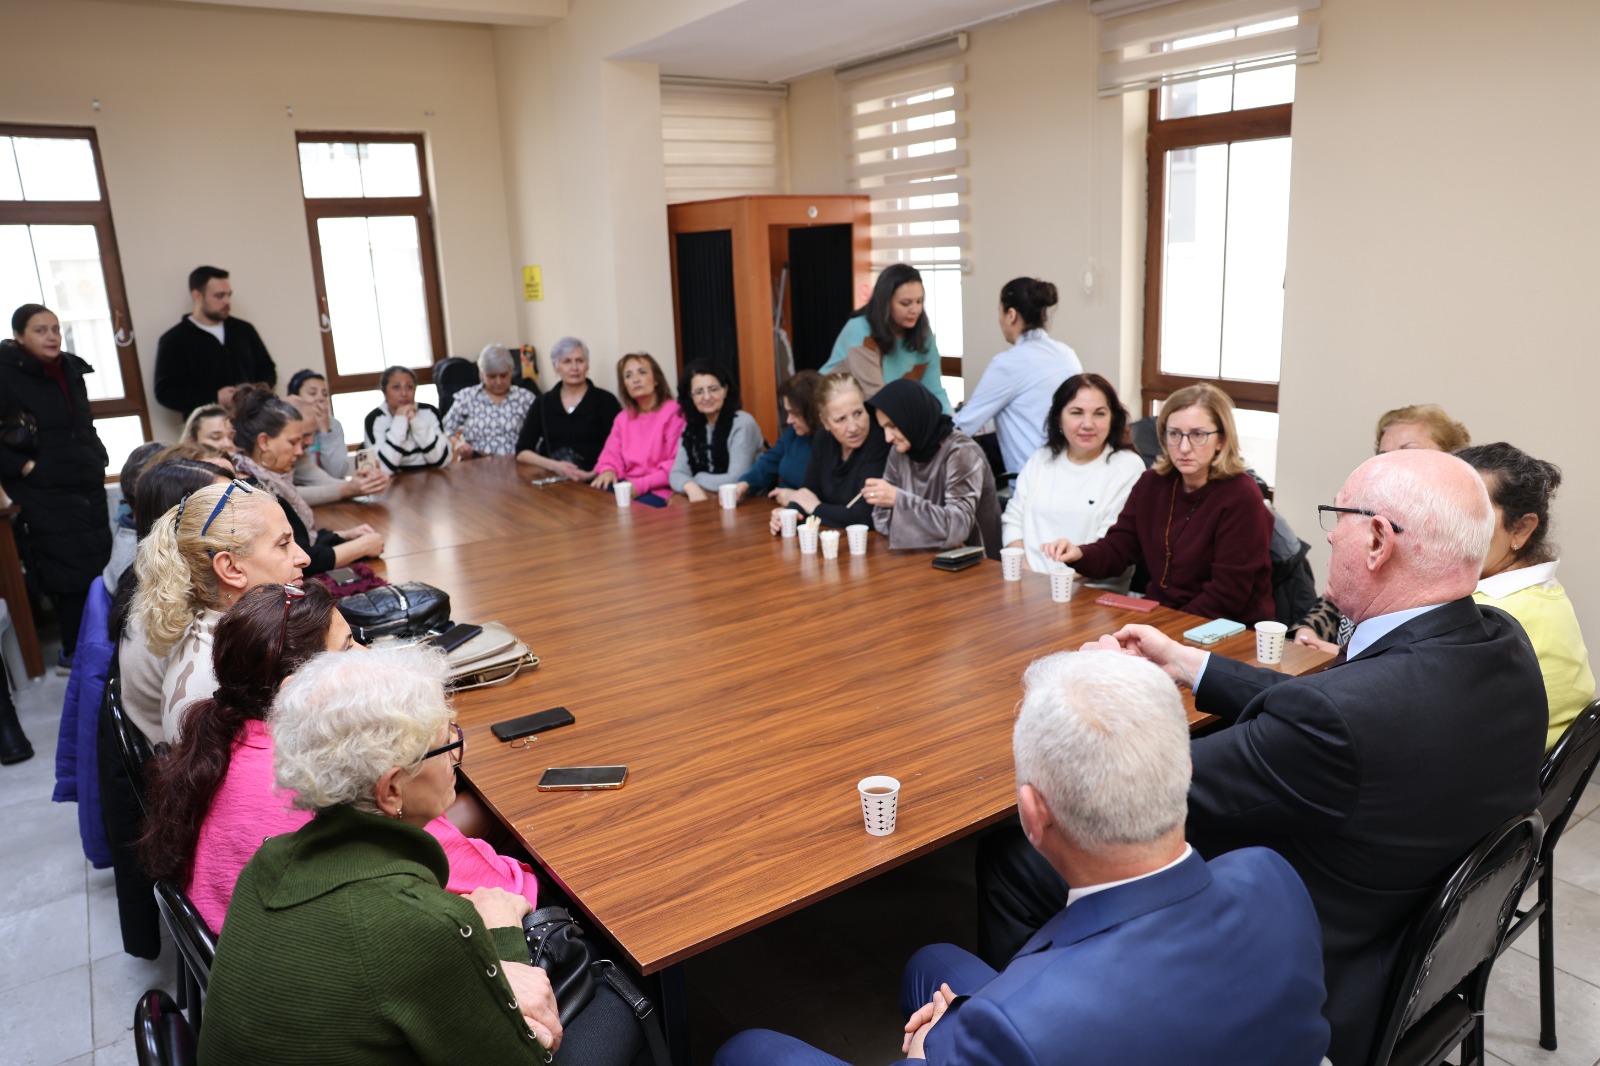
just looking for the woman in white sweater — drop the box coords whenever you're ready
[1002,372,1144,575]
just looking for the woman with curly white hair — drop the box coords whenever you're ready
[444,344,537,458]
[199,643,644,1066]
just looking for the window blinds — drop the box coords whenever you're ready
[1097,0,1320,97]
[660,81,787,205]
[841,60,969,272]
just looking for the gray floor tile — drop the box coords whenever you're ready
[1555,817,1600,897]
[0,835,92,915]
[0,737,64,812]
[1504,879,1600,990]
[0,893,89,994]
[93,1030,136,1066]
[87,884,126,962]
[1486,946,1600,1066]
[0,965,93,1066]
[0,793,83,861]
[85,862,115,894]
[61,1054,97,1066]
[90,942,175,1049]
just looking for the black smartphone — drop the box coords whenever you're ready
[426,623,483,653]
[327,566,360,585]
[491,706,575,742]
[537,765,628,791]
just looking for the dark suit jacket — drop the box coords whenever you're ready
[1189,597,1546,1066]
[913,849,1330,1066]
[153,316,276,415]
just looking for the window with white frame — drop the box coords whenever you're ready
[841,55,969,396]
[0,124,150,475]
[660,81,787,205]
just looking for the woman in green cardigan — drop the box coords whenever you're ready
[821,263,953,414]
[198,644,562,1064]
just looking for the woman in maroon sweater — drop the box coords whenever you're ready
[1043,382,1274,623]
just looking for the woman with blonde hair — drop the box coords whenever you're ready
[1044,382,1275,623]
[1374,403,1470,455]
[130,479,310,740]
[769,371,890,532]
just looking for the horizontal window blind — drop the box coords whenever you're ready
[660,82,786,205]
[1098,0,1320,97]
[843,60,969,273]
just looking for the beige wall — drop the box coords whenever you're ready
[1276,0,1600,636]
[0,0,517,439]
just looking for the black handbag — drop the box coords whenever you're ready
[335,582,451,643]
[522,906,670,1065]
[0,408,39,456]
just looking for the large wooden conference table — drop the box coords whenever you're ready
[317,457,1328,1034]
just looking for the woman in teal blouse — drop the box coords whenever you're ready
[821,263,952,414]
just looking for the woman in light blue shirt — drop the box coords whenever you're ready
[953,277,1082,476]
[821,263,952,414]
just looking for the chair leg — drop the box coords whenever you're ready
[172,953,187,1011]
[1538,864,1557,1050]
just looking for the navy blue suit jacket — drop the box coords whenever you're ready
[1189,597,1546,1066]
[912,848,1329,1066]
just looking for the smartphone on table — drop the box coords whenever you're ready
[537,766,628,791]
[491,706,575,742]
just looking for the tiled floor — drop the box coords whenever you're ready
[3,640,1597,1065]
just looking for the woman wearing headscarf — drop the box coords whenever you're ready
[863,379,1000,556]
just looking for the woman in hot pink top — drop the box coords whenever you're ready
[590,351,686,502]
[140,583,537,933]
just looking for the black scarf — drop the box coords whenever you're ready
[681,395,738,475]
[872,379,952,464]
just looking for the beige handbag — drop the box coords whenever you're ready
[839,335,928,404]
[445,621,539,691]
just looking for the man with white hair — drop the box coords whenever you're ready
[980,449,1546,1066]
[715,651,1331,1066]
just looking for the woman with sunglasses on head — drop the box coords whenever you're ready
[1043,382,1275,624]
[130,479,312,741]
[669,360,762,501]
[139,584,539,934]
[197,642,643,1066]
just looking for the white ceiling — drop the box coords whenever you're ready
[612,0,1064,82]
[120,0,567,27]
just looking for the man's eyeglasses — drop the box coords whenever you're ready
[271,584,306,678]
[1318,505,1405,534]
[1163,428,1217,448]
[423,722,464,767]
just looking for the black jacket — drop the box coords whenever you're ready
[153,316,276,415]
[0,340,112,594]
[1189,598,1546,1066]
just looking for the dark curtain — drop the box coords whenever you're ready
[787,224,854,372]
[675,230,740,394]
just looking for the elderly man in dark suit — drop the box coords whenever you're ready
[715,651,1331,1066]
[979,448,1546,1066]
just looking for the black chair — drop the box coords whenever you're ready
[154,881,218,1034]
[1498,698,1600,1049]
[433,357,479,418]
[134,989,197,1066]
[106,675,153,814]
[1366,811,1544,1066]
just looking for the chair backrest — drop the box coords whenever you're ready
[106,675,153,814]
[1536,698,1600,859]
[433,357,480,418]
[134,989,197,1066]
[1367,811,1544,1064]
[154,881,218,992]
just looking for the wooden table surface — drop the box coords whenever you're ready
[317,457,1330,974]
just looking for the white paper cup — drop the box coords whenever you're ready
[614,481,633,508]
[857,775,900,836]
[718,484,739,509]
[1000,547,1024,582]
[779,509,798,538]
[798,524,819,554]
[846,524,869,555]
[1049,569,1076,603]
[819,529,841,559]
[1255,621,1288,664]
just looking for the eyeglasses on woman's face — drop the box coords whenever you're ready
[422,722,464,767]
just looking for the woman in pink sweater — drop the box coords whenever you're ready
[590,351,686,503]
[138,582,538,933]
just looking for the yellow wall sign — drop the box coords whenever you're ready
[522,266,544,302]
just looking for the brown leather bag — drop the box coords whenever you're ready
[839,336,928,402]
